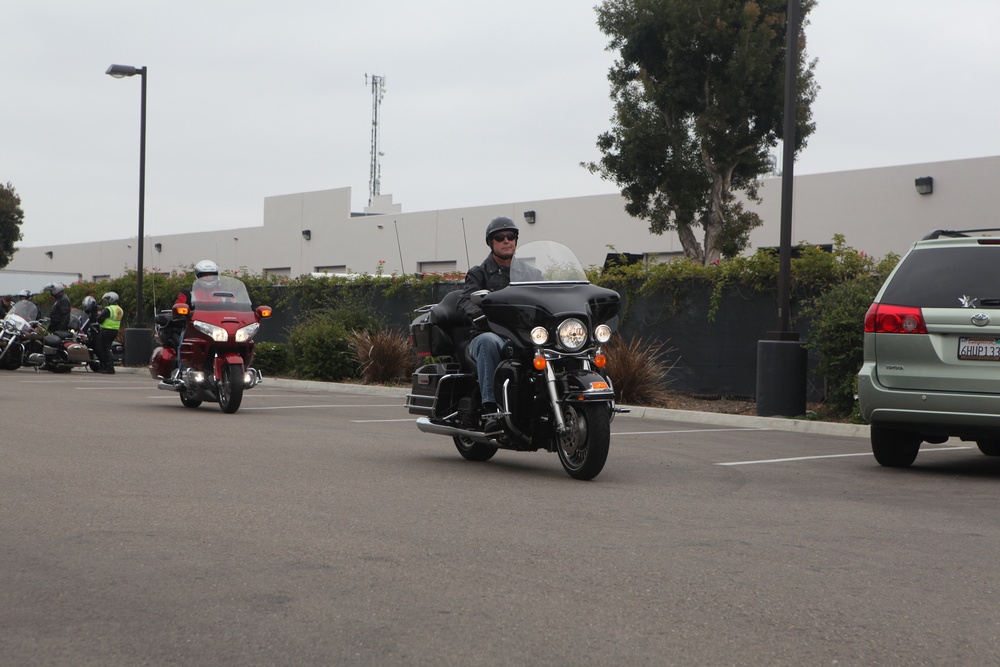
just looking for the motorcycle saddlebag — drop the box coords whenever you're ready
[409,312,453,358]
[65,343,90,363]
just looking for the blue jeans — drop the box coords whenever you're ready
[470,332,503,405]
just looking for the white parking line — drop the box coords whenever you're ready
[240,404,401,411]
[717,446,974,466]
[614,428,769,436]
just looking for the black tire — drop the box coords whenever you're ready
[0,344,23,370]
[180,393,202,409]
[453,435,498,462]
[88,360,101,373]
[976,440,1000,456]
[557,403,611,480]
[871,425,921,467]
[218,365,244,414]
[45,362,72,374]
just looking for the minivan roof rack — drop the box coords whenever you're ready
[922,228,1000,240]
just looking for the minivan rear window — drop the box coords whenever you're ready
[881,246,1000,308]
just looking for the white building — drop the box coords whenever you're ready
[7,156,999,281]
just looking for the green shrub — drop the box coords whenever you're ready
[802,274,883,418]
[252,342,292,377]
[287,311,356,381]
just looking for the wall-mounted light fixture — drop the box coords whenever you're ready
[302,229,312,240]
[523,210,536,224]
[915,176,933,195]
[154,242,162,252]
[44,251,53,259]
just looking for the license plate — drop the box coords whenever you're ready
[958,336,1000,361]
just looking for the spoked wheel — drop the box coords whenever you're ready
[218,365,245,414]
[453,434,498,462]
[557,403,611,480]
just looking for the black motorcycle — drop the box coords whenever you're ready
[406,240,625,480]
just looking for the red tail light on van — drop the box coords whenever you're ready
[864,303,927,334]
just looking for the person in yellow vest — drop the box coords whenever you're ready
[95,291,124,374]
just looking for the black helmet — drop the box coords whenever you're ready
[485,216,518,245]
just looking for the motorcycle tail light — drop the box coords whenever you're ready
[594,353,607,368]
[533,355,547,370]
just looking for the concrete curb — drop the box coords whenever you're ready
[122,366,869,439]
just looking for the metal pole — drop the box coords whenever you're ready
[136,66,147,326]
[777,0,800,333]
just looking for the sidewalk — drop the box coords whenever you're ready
[121,367,868,439]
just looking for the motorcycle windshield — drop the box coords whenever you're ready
[8,300,39,322]
[510,241,589,284]
[191,276,254,313]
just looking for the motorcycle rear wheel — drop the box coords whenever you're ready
[453,435,498,462]
[557,403,610,481]
[218,365,245,414]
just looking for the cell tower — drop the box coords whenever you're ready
[366,73,386,206]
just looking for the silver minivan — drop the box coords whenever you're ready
[858,230,1000,466]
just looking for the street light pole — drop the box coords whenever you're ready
[107,63,154,365]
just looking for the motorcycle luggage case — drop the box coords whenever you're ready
[66,343,90,362]
[410,312,453,358]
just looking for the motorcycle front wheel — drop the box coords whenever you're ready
[453,435,498,462]
[218,365,245,414]
[557,403,611,481]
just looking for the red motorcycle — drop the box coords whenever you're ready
[149,275,272,413]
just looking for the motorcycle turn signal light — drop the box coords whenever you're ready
[533,355,546,370]
[594,353,607,368]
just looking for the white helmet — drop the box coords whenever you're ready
[102,291,119,304]
[82,296,97,310]
[18,289,31,299]
[195,259,219,278]
[44,283,65,296]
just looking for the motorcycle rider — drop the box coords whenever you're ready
[44,283,71,334]
[457,216,527,433]
[172,260,221,371]
[94,292,123,374]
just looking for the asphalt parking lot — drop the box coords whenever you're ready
[2,367,999,666]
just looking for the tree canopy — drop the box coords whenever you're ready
[586,0,818,264]
[0,182,25,269]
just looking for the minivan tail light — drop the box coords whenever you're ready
[864,303,927,334]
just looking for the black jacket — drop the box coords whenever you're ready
[48,293,72,333]
[458,254,511,336]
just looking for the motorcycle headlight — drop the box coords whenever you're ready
[557,318,588,351]
[235,322,259,343]
[194,320,228,342]
[595,324,612,343]
[530,326,549,345]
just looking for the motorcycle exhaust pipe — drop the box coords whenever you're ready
[415,417,496,445]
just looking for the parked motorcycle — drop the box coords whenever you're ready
[26,308,101,373]
[0,300,42,370]
[149,275,272,414]
[405,240,625,480]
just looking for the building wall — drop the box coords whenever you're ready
[8,156,999,281]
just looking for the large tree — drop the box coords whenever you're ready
[0,182,25,269]
[586,0,818,264]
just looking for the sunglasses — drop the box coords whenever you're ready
[492,232,518,243]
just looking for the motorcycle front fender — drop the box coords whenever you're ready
[214,352,245,380]
[562,369,615,402]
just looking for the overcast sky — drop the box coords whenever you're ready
[4,1,1000,248]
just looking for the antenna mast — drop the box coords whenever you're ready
[366,73,386,206]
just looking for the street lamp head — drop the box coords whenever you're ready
[106,64,141,78]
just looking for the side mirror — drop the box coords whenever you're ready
[470,290,490,306]
[256,305,273,319]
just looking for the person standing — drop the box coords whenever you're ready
[44,283,71,333]
[95,292,123,374]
